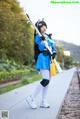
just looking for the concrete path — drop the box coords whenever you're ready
[0,68,76,119]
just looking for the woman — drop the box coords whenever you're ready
[26,20,56,109]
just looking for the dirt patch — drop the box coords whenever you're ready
[58,70,80,119]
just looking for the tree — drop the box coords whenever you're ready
[56,45,74,69]
[0,0,34,64]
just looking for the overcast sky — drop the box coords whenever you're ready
[18,0,80,46]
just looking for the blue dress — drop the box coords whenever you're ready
[35,34,56,71]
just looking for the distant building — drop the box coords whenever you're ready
[64,51,71,56]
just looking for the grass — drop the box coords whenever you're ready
[0,73,41,94]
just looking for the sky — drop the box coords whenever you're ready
[18,0,80,46]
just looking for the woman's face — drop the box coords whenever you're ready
[40,25,47,34]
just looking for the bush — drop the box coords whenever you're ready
[0,69,31,82]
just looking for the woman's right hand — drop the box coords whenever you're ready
[41,35,45,41]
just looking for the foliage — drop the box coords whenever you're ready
[0,0,34,64]
[56,46,74,69]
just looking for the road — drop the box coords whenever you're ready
[0,68,76,119]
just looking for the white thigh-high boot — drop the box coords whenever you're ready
[26,83,43,109]
[40,70,50,108]
[40,85,50,108]
[32,83,43,99]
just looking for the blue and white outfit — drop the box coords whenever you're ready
[29,34,56,106]
[26,20,56,108]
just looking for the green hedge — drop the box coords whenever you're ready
[0,69,33,82]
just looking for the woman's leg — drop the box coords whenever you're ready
[32,69,50,99]
[26,69,50,108]
[31,83,43,99]
[26,72,43,109]
[40,70,50,108]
